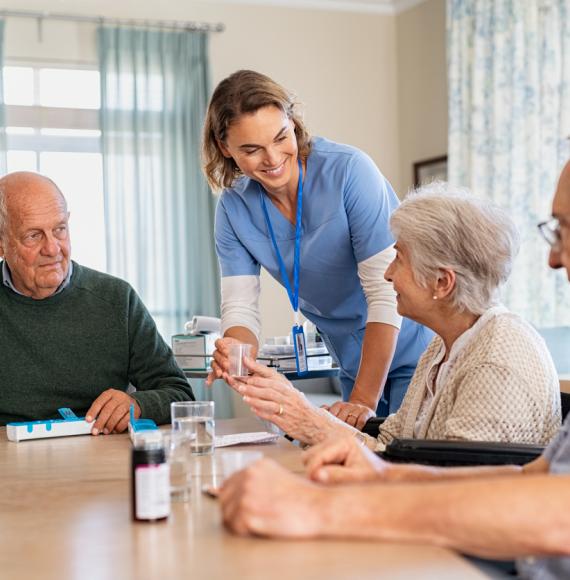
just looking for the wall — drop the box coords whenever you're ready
[396,0,447,195]
[1,0,448,340]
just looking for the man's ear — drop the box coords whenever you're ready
[433,268,456,300]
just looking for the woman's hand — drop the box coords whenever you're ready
[206,337,241,386]
[303,435,391,484]
[219,458,326,538]
[224,357,335,446]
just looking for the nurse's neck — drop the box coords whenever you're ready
[264,158,306,226]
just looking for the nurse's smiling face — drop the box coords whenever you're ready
[219,105,299,198]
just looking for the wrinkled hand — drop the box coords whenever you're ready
[303,435,389,484]
[325,400,376,430]
[85,389,140,435]
[206,337,241,386]
[219,458,325,538]
[224,357,332,445]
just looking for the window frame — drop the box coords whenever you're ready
[4,60,101,156]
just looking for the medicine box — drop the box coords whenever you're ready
[172,333,218,370]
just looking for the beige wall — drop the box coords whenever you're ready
[396,0,447,195]
[2,0,448,340]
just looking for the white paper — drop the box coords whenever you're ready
[214,432,280,448]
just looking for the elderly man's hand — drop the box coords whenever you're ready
[219,458,325,538]
[86,389,140,435]
[303,435,389,484]
[224,358,333,445]
[324,401,376,430]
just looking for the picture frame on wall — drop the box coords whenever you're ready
[413,155,448,187]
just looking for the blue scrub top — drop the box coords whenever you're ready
[215,137,432,405]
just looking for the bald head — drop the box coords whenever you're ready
[554,161,570,207]
[0,172,67,240]
[550,160,570,279]
[0,172,71,299]
[0,172,67,239]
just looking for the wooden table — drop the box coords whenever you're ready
[0,418,487,580]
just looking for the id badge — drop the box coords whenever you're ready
[292,325,308,376]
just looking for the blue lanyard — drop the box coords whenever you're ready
[260,158,303,317]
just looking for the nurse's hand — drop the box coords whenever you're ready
[206,337,240,386]
[325,401,375,430]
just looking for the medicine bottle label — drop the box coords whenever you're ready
[135,463,170,520]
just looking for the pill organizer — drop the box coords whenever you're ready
[6,408,93,442]
[128,404,159,443]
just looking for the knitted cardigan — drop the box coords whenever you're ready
[376,311,561,448]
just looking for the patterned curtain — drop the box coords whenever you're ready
[447,0,570,325]
[0,20,7,174]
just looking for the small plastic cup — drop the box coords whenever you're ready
[227,343,252,377]
[220,450,264,481]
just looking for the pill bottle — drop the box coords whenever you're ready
[131,431,170,522]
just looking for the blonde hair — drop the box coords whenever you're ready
[202,70,312,191]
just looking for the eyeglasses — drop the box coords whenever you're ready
[537,218,561,250]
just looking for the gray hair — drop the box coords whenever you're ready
[390,181,520,314]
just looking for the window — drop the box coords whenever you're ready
[3,64,106,272]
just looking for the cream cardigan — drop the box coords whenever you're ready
[376,310,561,448]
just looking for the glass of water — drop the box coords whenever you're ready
[171,401,215,456]
[163,430,191,502]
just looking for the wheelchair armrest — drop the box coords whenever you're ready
[361,417,387,437]
[379,439,544,467]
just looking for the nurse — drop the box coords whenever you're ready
[203,70,432,427]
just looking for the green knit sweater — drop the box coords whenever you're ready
[0,261,194,426]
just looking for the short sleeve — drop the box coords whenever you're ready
[215,196,261,277]
[343,151,400,263]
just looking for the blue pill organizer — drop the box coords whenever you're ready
[6,408,94,442]
[128,404,159,443]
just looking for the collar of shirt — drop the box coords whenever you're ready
[2,260,73,297]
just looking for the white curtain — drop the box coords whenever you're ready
[98,27,220,340]
[447,0,570,325]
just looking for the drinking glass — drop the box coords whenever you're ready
[163,431,191,502]
[171,401,215,456]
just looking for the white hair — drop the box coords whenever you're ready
[390,181,520,314]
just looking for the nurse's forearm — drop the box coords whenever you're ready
[350,323,398,409]
[224,326,259,357]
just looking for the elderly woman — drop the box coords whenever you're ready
[226,184,561,448]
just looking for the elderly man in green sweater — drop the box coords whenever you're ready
[0,171,194,434]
